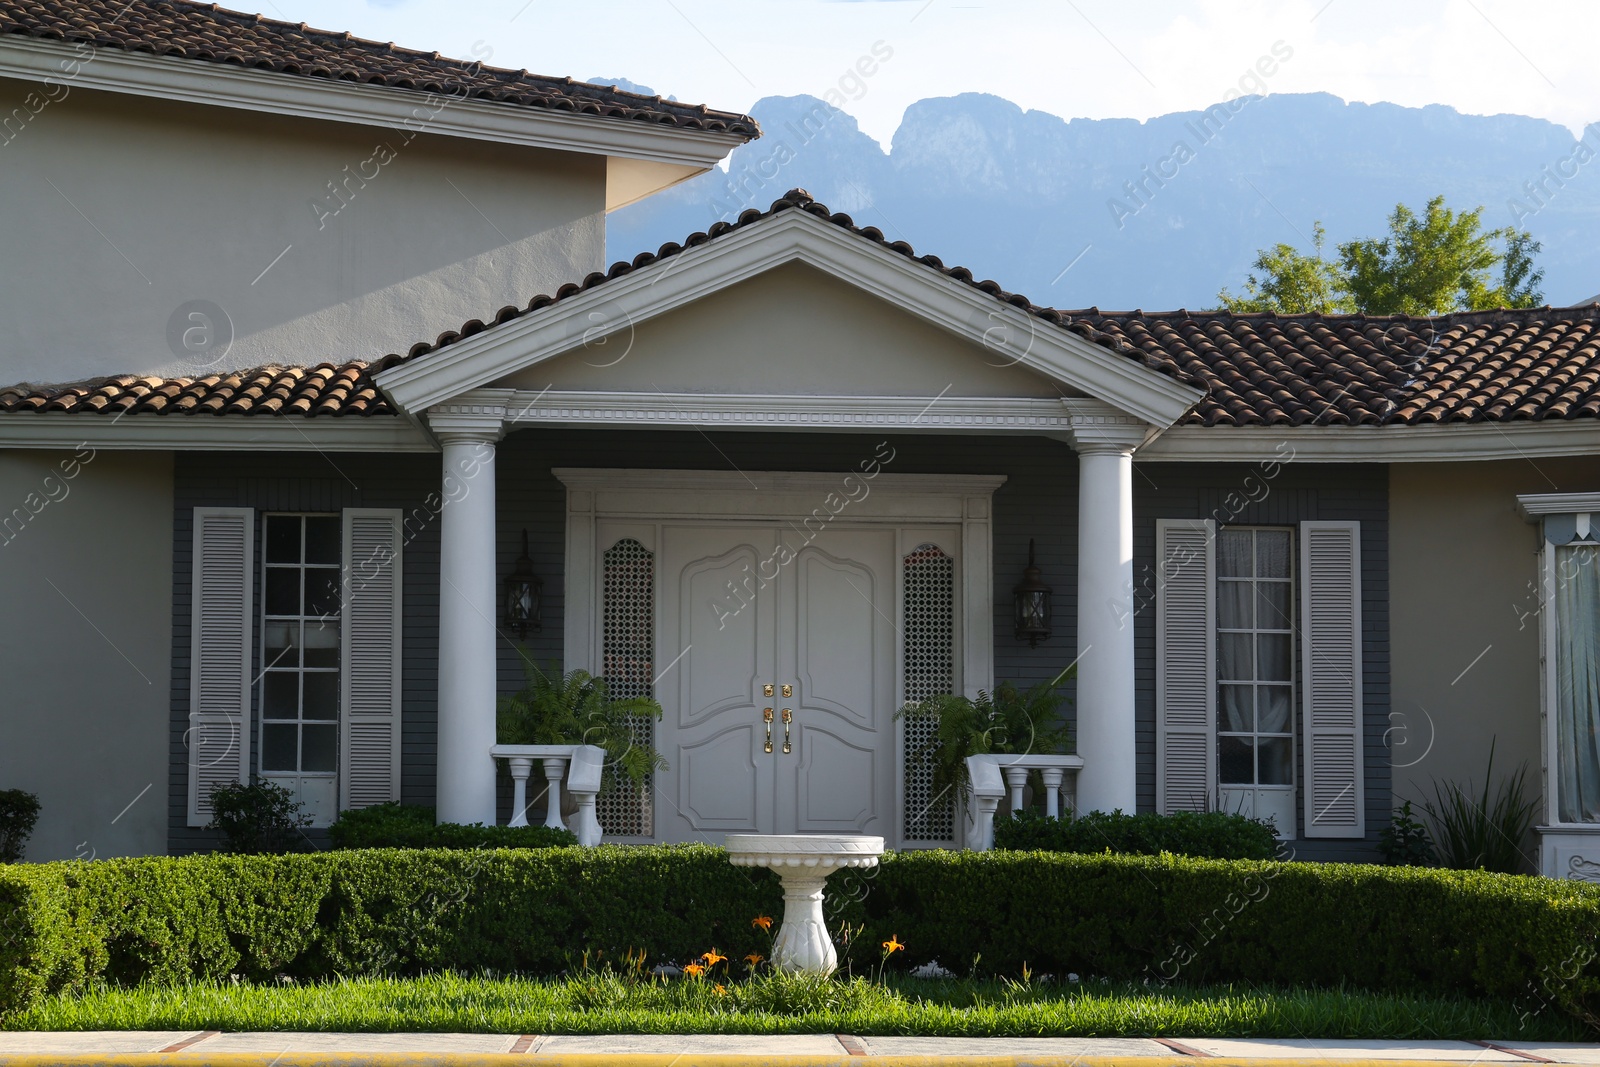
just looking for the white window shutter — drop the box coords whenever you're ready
[187,507,254,827]
[1156,519,1216,813]
[340,508,404,811]
[1301,520,1365,839]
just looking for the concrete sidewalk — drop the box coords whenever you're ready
[0,1032,1598,1065]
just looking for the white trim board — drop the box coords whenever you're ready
[0,413,436,452]
[506,391,1083,435]
[1139,421,1600,462]
[376,209,1203,428]
[0,36,747,175]
[1517,492,1600,518]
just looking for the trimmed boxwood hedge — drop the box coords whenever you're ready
[326,804,577,850]
[3,848,1598,1025]
[992,809,1280,860]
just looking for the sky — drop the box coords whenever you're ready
[259,0,1598,146]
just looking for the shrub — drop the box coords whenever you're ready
[207,778,310,855]
[2,848,1597,1027]
[0,790,40,863]
[992,808,1279,861]
[1378,801,1435,866]
[326,804,576,850]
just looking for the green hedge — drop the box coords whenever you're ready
[992,809,1279,860]
[326,804,576,850]
[3,848,1597,1026]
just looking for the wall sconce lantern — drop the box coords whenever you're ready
[1013,538,1052,648]
[504,529,543,637]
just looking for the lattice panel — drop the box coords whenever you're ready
[902,543,955,842]
[599,538,654,838]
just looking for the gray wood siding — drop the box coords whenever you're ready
[1133,461,1389,862]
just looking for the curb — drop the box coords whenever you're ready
[0,1056,1551,1067]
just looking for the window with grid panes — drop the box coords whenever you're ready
[1216,527,1295,804]
[259,514,341,777]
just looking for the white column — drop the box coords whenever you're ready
[1068,410,1147,815]
[433,416,503,826]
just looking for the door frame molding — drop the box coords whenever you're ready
[555,468,1005,700]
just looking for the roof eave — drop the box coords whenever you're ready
[0,35,753,170]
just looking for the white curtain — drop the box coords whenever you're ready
[1556,544,1600,823]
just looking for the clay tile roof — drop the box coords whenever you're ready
[0,361,400,417]
[0,0,758,138]
[4,190,1599,429]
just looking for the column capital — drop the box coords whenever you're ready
[1062,399,1152,455]
[427,389,513,442]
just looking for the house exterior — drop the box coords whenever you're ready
[1,2,1597,875]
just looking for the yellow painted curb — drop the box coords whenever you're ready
[0,1055,1541,1067]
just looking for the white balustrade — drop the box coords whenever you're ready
[964,752,1085,850]
[490,744,606,846]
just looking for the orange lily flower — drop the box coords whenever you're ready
[882,935,905,954]
[683,962,705,977]
[701,949,728,967]
[744,952,764,968]
[714,983,728,996]
[752,915,773,931]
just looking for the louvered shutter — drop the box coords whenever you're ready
[187,507,254,826]
[1156,519,1216,813]
[1301,520,1364,838]
[340,509,403,810]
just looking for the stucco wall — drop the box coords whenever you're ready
[0,79,606,385]
[0,449,173,860]
[1389,458,1600,820]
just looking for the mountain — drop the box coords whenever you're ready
[608,91,1600,310]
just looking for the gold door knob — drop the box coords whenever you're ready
[781,684,792,698]
[781,708,792,754]
[763,707,774,753]
[763,684,774,697]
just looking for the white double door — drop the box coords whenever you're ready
[654,522,898,842]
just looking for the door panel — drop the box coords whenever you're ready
[657,526,778,843]
[657,522,896,842]
[779,528,896,835]
[795,549,877,726]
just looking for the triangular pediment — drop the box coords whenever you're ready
[377,206,1203,427]
[493,262,1072,400]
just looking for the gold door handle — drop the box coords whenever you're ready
[781,708,792,754]
[763,707,774,753]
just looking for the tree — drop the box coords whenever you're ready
[1217,196,1544,315]
[1218,222,1352,314]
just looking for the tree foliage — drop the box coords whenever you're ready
[1218,196,1544,315]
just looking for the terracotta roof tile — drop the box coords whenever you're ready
[0,0,759,138]
[3,190,1598,430]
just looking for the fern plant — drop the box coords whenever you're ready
[895,664,1075,805]
[496,660,666,790]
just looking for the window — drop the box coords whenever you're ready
[1551,541,1600,824]
[1216,526,1295,834]
[259,515,341,809]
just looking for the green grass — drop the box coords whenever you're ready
[6,972,1591,1040]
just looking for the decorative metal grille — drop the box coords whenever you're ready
[902,543,956,842]
[599,538,654,837]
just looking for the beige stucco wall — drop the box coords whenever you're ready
[1390,458,1600,819]
[0,450,173,859]
[0,79,606,386]
[500,262,1071,398]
